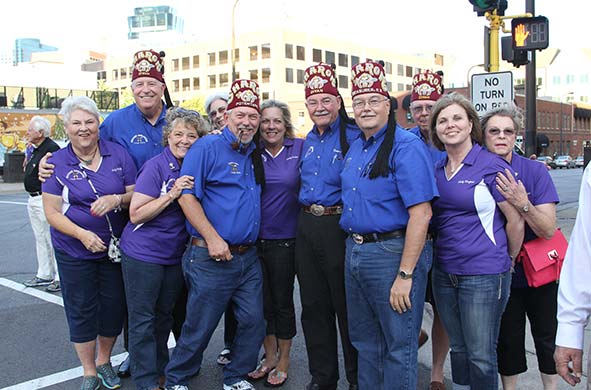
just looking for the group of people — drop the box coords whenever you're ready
[26,46,588,390]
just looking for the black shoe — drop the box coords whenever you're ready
[117,355,131,378]
[305,382,337,390]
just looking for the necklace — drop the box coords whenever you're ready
[74,146,98,166]
[447,162,463,174]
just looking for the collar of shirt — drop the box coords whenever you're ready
[221,126,256,155]
[132,102,167,127]
[360,124,388,148]
[436,142,481,170]
[163,145,181,172]
[311,115,340,138]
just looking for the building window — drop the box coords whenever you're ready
[385,62,393,74]
[397,64,404,76]
[405,66,413,77]
[580,74,589,83]
[262,43,271,59]
[181,57,189,70]
[120,68,127,79]
[208,75,216,88]
[397,83,404,91]
[297,69,304,84]
[386,81,392,92]
[338,53,348,67]
[208,52,216,66]
[112,69,119,80]
[182,78,190,91]
[234,48,240,62]
[262,68,270,83]
[220,73,229,87]
[297,46,305,61]
[313,49,322,62]
[219,50,228,65]
[193,55,199,68]
[173,59,179,72]
[351,55,359,66]
[406,84,412,91]
[250,69,258,82]
[285,44,293,59]
[325,51,335,65]
[566,74,575,84]
[262,92,269,100]
[249,46,258,61]
[193,77,200,90]
[338,75,348,89]
[285,68,294,83]
[173,79,179,92]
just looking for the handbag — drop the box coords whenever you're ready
[518,228,568,288]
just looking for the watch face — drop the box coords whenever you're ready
[399,271,412,279]
[523,205,529,213]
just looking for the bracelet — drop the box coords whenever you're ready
[114,194,122,212]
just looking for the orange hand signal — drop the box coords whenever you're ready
[515,24,530,47]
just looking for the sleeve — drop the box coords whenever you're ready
[556,165,591,349]
[99,116,113,141]
[394,137,438,208]
[41,155,63,195]
[531,163,559,206]
[133,159,163,198]
[485,156,514,203]
[180,140,209,200]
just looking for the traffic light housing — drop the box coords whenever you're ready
[501,36,529,67]
[511,16,549,50]
[469,0,507,16]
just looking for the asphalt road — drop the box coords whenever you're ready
[0,167,584,390]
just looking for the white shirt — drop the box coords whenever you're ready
[556,164,591,350]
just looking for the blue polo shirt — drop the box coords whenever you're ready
[42,140,137,260]
[510,152,560,287]
[100,103,167,169]
[260,137,304,239]
[120,146,188,265]
[408,126,447,166]
[299,116,360,206]
[340,125,438,234]
[181,127,261,245]
[432,144,514,275]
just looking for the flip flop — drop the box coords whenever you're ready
[264,368,288,388]
[247,359,276,381]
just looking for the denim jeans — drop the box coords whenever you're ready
[432,267,511,390]
[122,252,183,390]
[165,245,265,387]
[345,236,431,390]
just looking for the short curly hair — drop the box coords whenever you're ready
[162,107,209,146]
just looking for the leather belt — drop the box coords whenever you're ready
[190,237,252,255]
[29,191,42,197]
[351,229,406,245]
[303,204,343,217]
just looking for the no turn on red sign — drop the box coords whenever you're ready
[471,71,514,117]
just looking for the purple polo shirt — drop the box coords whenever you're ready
[42,140,136,260]
[432,144,514,275]
[510,152,560,287]
[120,146,188,265]
[260,137,304,239]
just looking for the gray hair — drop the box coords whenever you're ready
[260,99,295,139]
[205,92,229,114]
[59,96,101,124]
[480,104,524,136]
[29,116,52,137]
[162,107,209,146]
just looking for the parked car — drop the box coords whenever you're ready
[536,156,556,169]
[575,155,585,168]
[554,155,576,169]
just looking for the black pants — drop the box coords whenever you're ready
[295,211,358,387]
[497,282,559,375]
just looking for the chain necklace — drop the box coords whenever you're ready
[74,146,99,166]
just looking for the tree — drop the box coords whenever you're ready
[179,95,206,115]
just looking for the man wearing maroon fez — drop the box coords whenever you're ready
[296,62,359,390]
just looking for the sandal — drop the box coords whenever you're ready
[217,348,232,365]
[247,359,276,381]
[264,369,288,388]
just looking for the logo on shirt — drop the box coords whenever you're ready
[286,155,299,161]
[66,169,85,181]
[228,162,241,174]
[112,167,122,173]
[331,148,343,164]
[130,134,149,144]
[304,146,314,159]
[458,180,475,184]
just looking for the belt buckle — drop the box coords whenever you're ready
[310,204,325,217]
[334,205,343,215]
[352,233,364,245]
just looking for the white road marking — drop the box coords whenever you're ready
[0,277,177,390]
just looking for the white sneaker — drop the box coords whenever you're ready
[166,386,189,390]
[223,380,254,390]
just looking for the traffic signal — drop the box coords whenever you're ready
[501,36,529,67]
[511,16,549,50]
[469,0,507,16]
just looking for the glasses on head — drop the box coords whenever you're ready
[209,106,226,119]
[352,97,388,110]
[410,104,434,115]
[487,128,516,136]
[174,107,202,118]
[306,97,336,109]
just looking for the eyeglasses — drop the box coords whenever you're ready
[306,97,336,109]
[209,106,226,119]
[410,104,434,115]
[352,97,388,110]
[487,128,516,136]
[174,107,202,118]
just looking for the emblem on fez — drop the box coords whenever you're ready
[308,76,328,90]
[355,73,377,88]
[136,59,155,73]
[239,90,257,103]
[415,83,435,97]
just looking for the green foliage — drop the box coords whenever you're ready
[178,95,206,115]
[119,88,135,109]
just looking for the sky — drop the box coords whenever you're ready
[1,0,584,84]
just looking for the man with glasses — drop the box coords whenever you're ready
[205,93,229,132]
[297,63,359,390]
[341,60,437,389]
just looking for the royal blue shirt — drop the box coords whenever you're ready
[120,146,188,265]
[340,125,438,234]
[181,127,261,245]
[100,103,167,169]
[299,116,360,206]
[408,126,447,167]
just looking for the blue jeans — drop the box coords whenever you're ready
[122,253,183,390]
[432,267,511,389]
[165,245,265,387]
[345,236,431,390]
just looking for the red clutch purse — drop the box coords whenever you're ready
[519,229,568,288]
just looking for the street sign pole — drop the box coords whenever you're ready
[525,0,537,157]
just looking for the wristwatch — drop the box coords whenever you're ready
[399,270,413,280]
[521,203,530,213]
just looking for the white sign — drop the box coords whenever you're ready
[471,71,514,116]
